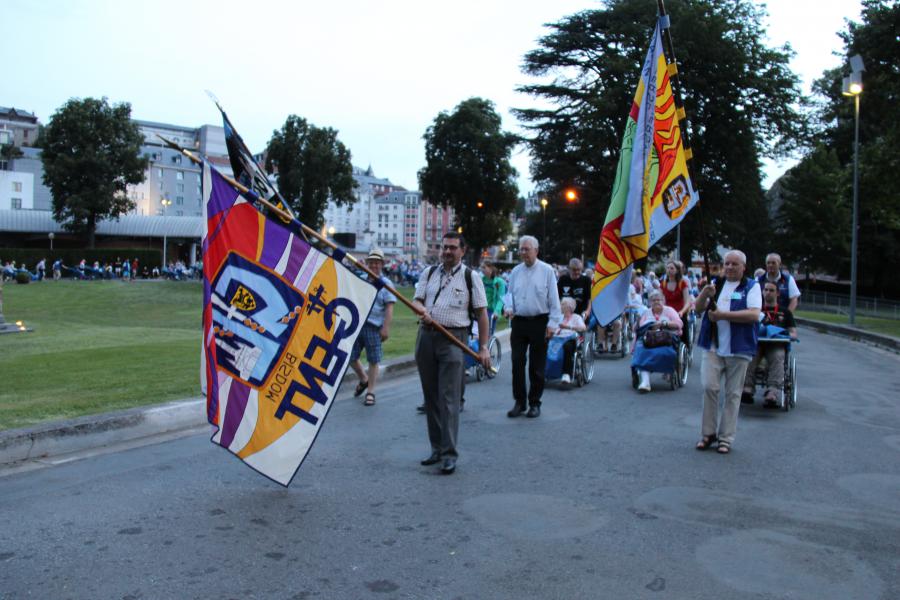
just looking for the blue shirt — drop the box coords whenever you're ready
[367,275,397,327]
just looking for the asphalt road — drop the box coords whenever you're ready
[1,328,899,599]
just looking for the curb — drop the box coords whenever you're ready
[796,317,900,354]
[0,328,511,468]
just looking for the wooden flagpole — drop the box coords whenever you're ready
[159,135,491,368]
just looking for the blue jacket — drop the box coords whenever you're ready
[698,276,759,356]
[757,271,794,309]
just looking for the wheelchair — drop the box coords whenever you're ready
[683,310,697,366]
[546,331,595,387]
[588,313,628,359]
[464,317,502,382]
[749,326,798,411]
[630,323,690,391]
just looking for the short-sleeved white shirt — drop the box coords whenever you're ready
[415,263,487,328]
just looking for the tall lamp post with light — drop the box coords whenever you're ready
[842,54,864,326]
[540,197,548,244]
[161,197,172,271]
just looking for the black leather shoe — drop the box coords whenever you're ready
[416,404,426,413]
[741,392,754,404]
[526,405,541,418]
[441,458,456,474]
[507,405,526,418]
[420,452,441,466]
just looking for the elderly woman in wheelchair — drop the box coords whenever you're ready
[631,290,685,393]
[549,297,588,385]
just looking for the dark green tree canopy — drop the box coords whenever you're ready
[40,97,147,247]
[809,0,899,294]
[418,97,520,260]
[265,115,357,231]
[775,145,850,277]
[514,0,807,265]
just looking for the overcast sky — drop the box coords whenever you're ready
[4,0,861,192]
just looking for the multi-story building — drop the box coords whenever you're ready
[420,200,456,260]
[0,170,33,210]
[0,107,39,149]
[322,165,404,252]
[126,120,229,217]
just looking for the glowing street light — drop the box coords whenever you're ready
[565,189,578,203]
[540,197,549,243]
[842,54,864,326]
[161,197,172,269]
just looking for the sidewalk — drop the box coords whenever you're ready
[0,328,511,468]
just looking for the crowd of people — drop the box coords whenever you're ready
[0,256,202,282]
[349,232,803,474]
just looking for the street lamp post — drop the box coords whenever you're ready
[48,232,54,251]
[161,197,172,271]
[842,55,864,326]
[540,197,548,244]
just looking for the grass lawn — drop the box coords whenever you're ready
[796,309,900,339]
[0,280,434,431]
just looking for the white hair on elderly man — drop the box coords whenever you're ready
[519,235,539,249]
[724,249,747,265]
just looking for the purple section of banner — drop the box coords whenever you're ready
[220,380,251,449]
[207,169,241,219]
[259,220,291,270]
[282,235,310,283]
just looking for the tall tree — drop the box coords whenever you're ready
[265,115,356,231]
[775,146,850,280]
[514,0,807,267]
[812,0,900,295]
[40,97,147,248]
[419,97,519,260]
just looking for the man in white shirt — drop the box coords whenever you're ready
[503,235,563,419]
[693,249,762,455]
[758,253,801,312]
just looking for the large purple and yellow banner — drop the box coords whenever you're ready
[201,163,376,486]
[591,19,699,326]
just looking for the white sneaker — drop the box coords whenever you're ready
[561,373,571,384]
[638,382,651,393]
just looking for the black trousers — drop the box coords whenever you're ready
[511,315,549,407]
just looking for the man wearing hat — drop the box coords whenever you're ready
[349,247,396,406]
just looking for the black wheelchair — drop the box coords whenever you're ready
[748,333,798,411]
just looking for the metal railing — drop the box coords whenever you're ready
[799,290,900,320]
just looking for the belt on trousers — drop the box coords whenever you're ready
[420,323,469,334]
[513,314,549,321]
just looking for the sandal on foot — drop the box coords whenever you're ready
[716,441,731,454]
[363,392,376,406]
[354,380,369,397]
[695,435,717,451]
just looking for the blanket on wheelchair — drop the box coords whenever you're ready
[631,341,676,372]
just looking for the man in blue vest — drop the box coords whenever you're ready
[693,250,762,455]
[757,253,800,312]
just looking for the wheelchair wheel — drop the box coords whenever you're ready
[631,367,639,389]
[677,343,690,387]
[574,353,585,387]
[486,337,501,379]
[581,340,595,383]
[785,353,797,410]
[619,324,628,358]
[589,328,602,357]
[475,364,485,382]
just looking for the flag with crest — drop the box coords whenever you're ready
[591,18,699,326]
[201,162,376,486]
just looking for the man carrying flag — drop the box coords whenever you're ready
[590,14,699,327]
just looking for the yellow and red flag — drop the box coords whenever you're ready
[591,18,698,326]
